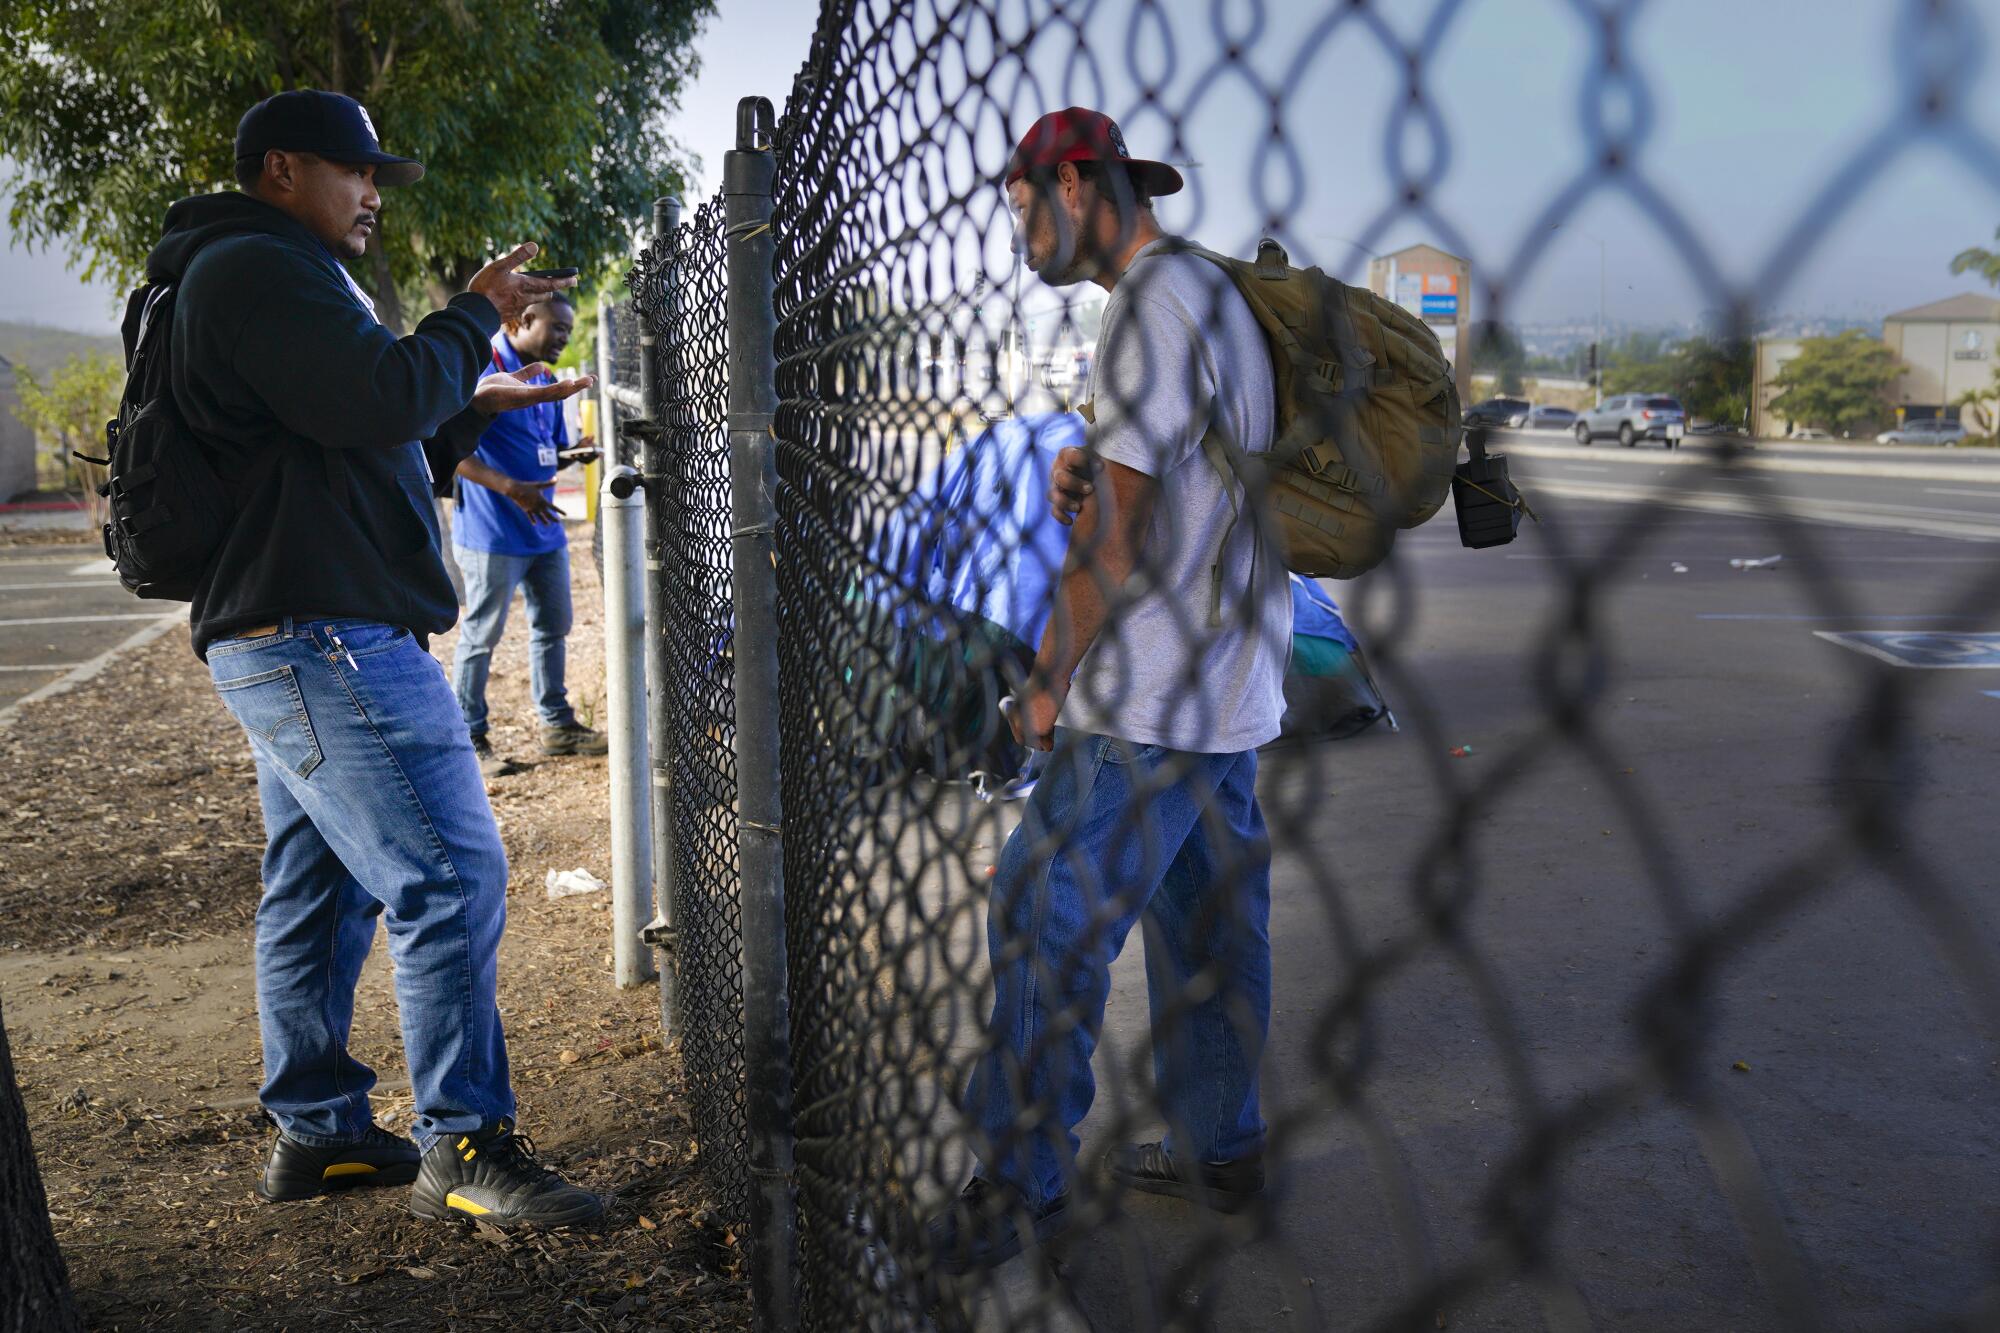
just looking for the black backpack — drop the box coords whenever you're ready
[81,264,238,600]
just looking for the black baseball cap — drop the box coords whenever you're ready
[234,90,424,188]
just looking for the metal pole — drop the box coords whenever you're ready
[601,455,653,989]
[726,94,799,1333]
[638,196,685,1040]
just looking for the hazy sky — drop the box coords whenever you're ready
[8,0,1999,335]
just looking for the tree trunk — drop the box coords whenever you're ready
[0,1001,81,1333]
[364,229,407,335]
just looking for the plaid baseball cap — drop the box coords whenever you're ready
[1004,107,1183,197]
[235,90,424,188]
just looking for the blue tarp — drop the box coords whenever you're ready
[880,410,1360,658]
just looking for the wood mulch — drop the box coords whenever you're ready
[0,531,751,1332]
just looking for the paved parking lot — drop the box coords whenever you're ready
[0,546,179,715]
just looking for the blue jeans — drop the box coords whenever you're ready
[208,618,516,1149]
[965,730,1272,1206]
[451,543,577,737]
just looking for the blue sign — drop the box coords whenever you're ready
[1815,631,2000,668]
[1421,294,1458,317]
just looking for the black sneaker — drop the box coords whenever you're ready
[540,723,609,757]
[409,1119,606,1230]
[1105,1141,1263,1214]
[256,1123,420,1202]
[926,1177,1070,1275]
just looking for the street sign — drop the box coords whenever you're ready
[1814,631,2000,668]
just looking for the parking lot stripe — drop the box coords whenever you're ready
[0,611,180,731]
[0,613,171,627]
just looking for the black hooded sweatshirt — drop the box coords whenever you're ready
[144,192,501,658]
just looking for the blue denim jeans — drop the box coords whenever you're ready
[965,729,1272,1206]
[450,544,577,737]
[207,618,516,1149]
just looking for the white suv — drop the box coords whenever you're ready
[1876,418,1968,445]
[1576,395,1688,449]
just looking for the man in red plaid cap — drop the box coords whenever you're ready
[933,107,1290,1272]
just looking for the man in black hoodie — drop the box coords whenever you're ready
[164,90,603,1229]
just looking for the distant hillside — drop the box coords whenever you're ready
[0,320,122,380]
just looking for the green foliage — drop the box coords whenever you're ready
[0,0,713,330]
[1470,320,1525,395]
[1599,331,1751,425]
[1600,331,1673,397]
[13,350,122,487]
[1950,226,2000,289]
[1953,365,2000,438]
[1768,330,1902,435]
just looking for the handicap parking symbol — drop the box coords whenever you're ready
[1814,631,2000,669]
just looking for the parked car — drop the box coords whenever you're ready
[1787,427,1832,440]
[1465,396,1533,429]
[1526,405,1578,431]
[1575,394,1687,448]
[1875,418,1967,445]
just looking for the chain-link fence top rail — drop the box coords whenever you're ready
[627,197,753,1230]
[622,0,2000,1328]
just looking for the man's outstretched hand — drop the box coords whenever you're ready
[468,242,578,324]
[1049,445,1098,526]
[473,362,594,418]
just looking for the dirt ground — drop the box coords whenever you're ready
[0,529,751,1332]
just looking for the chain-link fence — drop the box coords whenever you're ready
[606,2,2000,1329]
[624,199,754,1232]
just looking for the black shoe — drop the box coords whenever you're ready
[256,1123,420,1202]
[1105,1141,1263,1213]
[926,1177,1070,1275]
[540,723,609,757]
[409,1119,607,1230]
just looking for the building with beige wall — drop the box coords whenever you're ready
[1750,336,1804,439]
[0,354,36,503]
[1881,293,2000,425]
[1368,243,1471,404]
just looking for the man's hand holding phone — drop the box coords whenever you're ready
[468,243,579,324]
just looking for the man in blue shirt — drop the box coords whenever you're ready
[450,294,606,772]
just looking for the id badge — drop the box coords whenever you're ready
[538,444,559,468]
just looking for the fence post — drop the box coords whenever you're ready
[604,286,656,989]
[725,95,799,1332]
[638,196,685,1038]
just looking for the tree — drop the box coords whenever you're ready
[1,1003,82,1333]
[1954,366,1999,439]
[1470,320,1526,395]
[14,352,122,505]
[1600,331,1675,397]
[1768,330,1902,436]
[0,0,714,332]
[1950,225,2000,289]
[1667,334,1753,428]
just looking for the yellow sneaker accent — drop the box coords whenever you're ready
[462,1147,477,1161]
[321,1162,378,1180]
[445,1192,491,1216]
[456,1136,471,1150]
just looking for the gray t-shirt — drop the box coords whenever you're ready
[1062,239,1291,754]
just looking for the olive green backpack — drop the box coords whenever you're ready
[1086,238,1464,617]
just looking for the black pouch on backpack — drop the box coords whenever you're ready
[88,280,237,601]
[1452,431,1527,549]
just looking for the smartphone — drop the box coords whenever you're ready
[523,267,580,280]
[557,447,600,465]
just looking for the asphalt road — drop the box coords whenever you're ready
[0,546,176,715]
[1013,457,2000,1329]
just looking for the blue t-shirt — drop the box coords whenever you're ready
[452,334,569,556]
